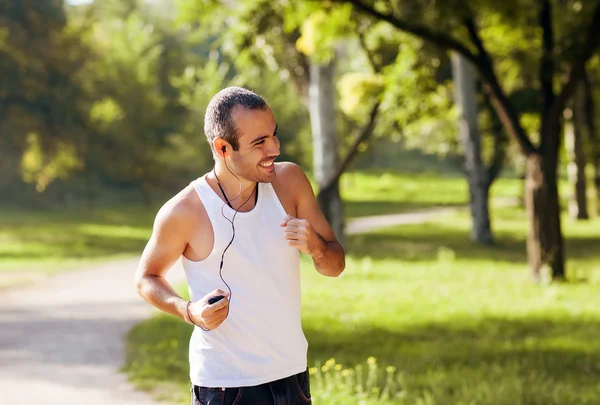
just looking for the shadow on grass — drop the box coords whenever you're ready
[304,316,600,404]
[347,224,600,264]
[305,315,600,367]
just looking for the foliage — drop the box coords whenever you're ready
[377,30,458,154]
[176,0,317,166]
[2,0,314,205]
[0,0,94,191]
[20,132,82,192]
[3,0,599,226]
[76,0,220,197]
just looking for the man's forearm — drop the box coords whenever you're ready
[135,274,191,324]
[311,238,345,277]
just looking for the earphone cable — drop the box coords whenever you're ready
[212,162,257,322]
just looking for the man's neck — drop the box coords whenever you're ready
[211,164,257,207]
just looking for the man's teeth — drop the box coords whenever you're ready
[260,162,273,167]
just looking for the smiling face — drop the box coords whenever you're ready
[224,105,280,183]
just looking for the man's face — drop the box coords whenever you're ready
[227,106,280,183]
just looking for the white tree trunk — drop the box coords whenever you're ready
[308,59,345,243]
[451,53,494,244]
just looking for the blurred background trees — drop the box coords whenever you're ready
[1,0,599,282]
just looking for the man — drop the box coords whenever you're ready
[134,86,345,404]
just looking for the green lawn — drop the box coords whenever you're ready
[121,175,600,405]
[342,172,476,218]
[0,205,155,287]
[341,171,580,219]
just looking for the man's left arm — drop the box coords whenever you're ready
[280,164,345,277]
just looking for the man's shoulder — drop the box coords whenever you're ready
[274,161,309,183]
[154,182,204,229]
[273,161,314,197]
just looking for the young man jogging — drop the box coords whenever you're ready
[134,86,345,404]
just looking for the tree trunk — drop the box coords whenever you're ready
[526,0,565,282]
[565,84,589,219]
[525,150,565,282]
[308,59,345,245]
[451,53,494,244]
[583,71,600,216]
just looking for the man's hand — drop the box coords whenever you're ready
[188,289,230,330]
[281,214,324,257]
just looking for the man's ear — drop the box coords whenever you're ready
[213,138,228,158]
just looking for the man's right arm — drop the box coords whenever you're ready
[134,202,194,324]
[134,200,230,330]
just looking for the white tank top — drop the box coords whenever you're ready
[182,174,308,388]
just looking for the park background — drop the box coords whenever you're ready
[1,0,600,404]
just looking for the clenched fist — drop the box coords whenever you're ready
[188,289,230,330]
[280,214,323,256]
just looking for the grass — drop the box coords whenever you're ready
[341,172,471,218]
[340,170,586,219]
[122,175,600,405]
[0,205,155,287]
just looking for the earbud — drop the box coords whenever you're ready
[221,145,226,153]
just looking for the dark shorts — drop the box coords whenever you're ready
[191,369,311,405]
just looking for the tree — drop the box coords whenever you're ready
[565,83,589,220]
[339,0,600,281]
[583,68,600,216]
[309,59,345,243]
[451,53,494,244]
[0,0,93,195]
[299,7,511,247]
[72,0,234,204]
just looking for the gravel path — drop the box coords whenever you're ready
[0,208,458,405]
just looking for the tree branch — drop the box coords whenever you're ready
[464,17,536,155]
[340,0,479,64]
[318,101,381,195]
[547,3,600,128]
[357,30,381,73]
[482,92,508,188]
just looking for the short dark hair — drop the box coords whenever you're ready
[204,86,268,152]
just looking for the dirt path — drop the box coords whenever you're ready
[345,206,461,234]
[0,257,186,405]
[0,208,458,405]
